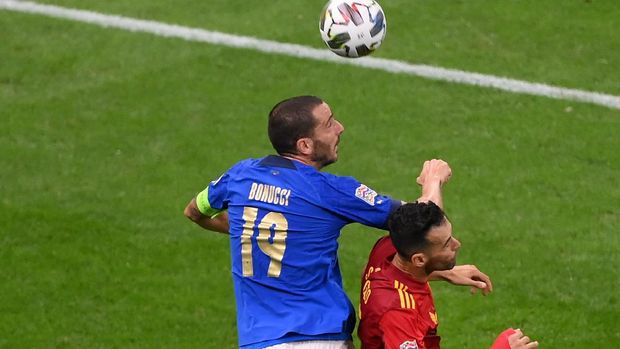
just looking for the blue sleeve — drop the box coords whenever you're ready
[195,170,230,217]
[198,160,247,215]
[206,170,231,212]
[319,174,402,230]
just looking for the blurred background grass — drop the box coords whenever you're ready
[1,1,619,348]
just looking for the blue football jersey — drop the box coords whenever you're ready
[200,155,401,347]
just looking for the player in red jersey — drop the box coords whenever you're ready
[358,202,539,349]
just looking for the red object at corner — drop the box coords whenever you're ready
[491,328,517,349]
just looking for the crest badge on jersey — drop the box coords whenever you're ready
[429,311,438,325]
[400,340,419,349]
[355,184,377,206]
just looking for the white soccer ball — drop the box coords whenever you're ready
[319,0,387,58]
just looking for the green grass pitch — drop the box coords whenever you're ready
[1,1,619,348]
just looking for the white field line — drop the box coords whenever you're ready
[2,0,619,110]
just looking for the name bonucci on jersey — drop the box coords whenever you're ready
[248,182,291,207]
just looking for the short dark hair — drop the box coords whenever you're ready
[388,201,446,259]
[268,95,324,155]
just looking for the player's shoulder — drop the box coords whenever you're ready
[365,263,400,299]
[365,275,416,313]
[223,157,254,172]
[290,168,359,203]
[372,236,396,254]
[311,171,380,203]
[364,257,421,311]
[302,168,355,187]
[367,236,396,265]
[224,156,273,175]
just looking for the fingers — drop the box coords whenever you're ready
[416,160,430,186]
[465,264,493,295]
[469,281,490,296]
[473,269,493,295]
[452,265,493,295]
[508,329,539,349]
[479,272,493,293]
[418,159,451,186]
[508,329,522,346]
[428,159,451,184]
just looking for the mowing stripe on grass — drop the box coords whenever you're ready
[2,0,619,110]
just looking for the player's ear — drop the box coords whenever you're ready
[296,137,313,156]
[411,252,426,267]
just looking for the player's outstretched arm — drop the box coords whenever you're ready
[428,264,493,295]
[184,198,229,234]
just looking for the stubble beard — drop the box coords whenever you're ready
[425,257,457,275]
[311,138,338,168]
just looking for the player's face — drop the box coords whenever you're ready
[423,219,461,274]
[310,102,345,168]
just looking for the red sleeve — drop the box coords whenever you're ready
[379,308,426,349]
[490,328,516,349]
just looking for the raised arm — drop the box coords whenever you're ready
[184,197,229,234]
[417,160,493,294]
[415,159,451,209]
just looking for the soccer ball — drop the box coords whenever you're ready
[319,0,387,58]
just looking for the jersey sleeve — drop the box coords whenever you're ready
[490,328,516,349]
[320,174,402,229]
[379,309,427,349]
[195,170,232,218]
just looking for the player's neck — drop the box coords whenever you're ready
[391,254,429,282]
[280,153,323,170]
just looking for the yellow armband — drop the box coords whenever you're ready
[196,187,224,218]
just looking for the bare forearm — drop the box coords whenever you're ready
[193,212,229,234]
[418,178,444,209]
[428,269,451,281]
[427,265,493,295]
[184,198,230,234]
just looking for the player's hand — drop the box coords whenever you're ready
[508,329,539,349]
[416,160,429,186]
[416,159,452,186]
[445,264,493,295]
[491,328,538,349]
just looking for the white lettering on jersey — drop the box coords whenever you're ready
[248,182,290,206]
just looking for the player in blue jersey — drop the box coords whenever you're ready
[184,96,492,349]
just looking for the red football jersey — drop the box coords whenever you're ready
[358,236,440,349]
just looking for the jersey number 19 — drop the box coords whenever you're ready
[241,206,288,278]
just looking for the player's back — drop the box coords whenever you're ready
[211,155,396,347]
[359,236,440,349]
[225,155,348,287]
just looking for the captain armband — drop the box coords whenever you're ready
[196,187,224,218]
